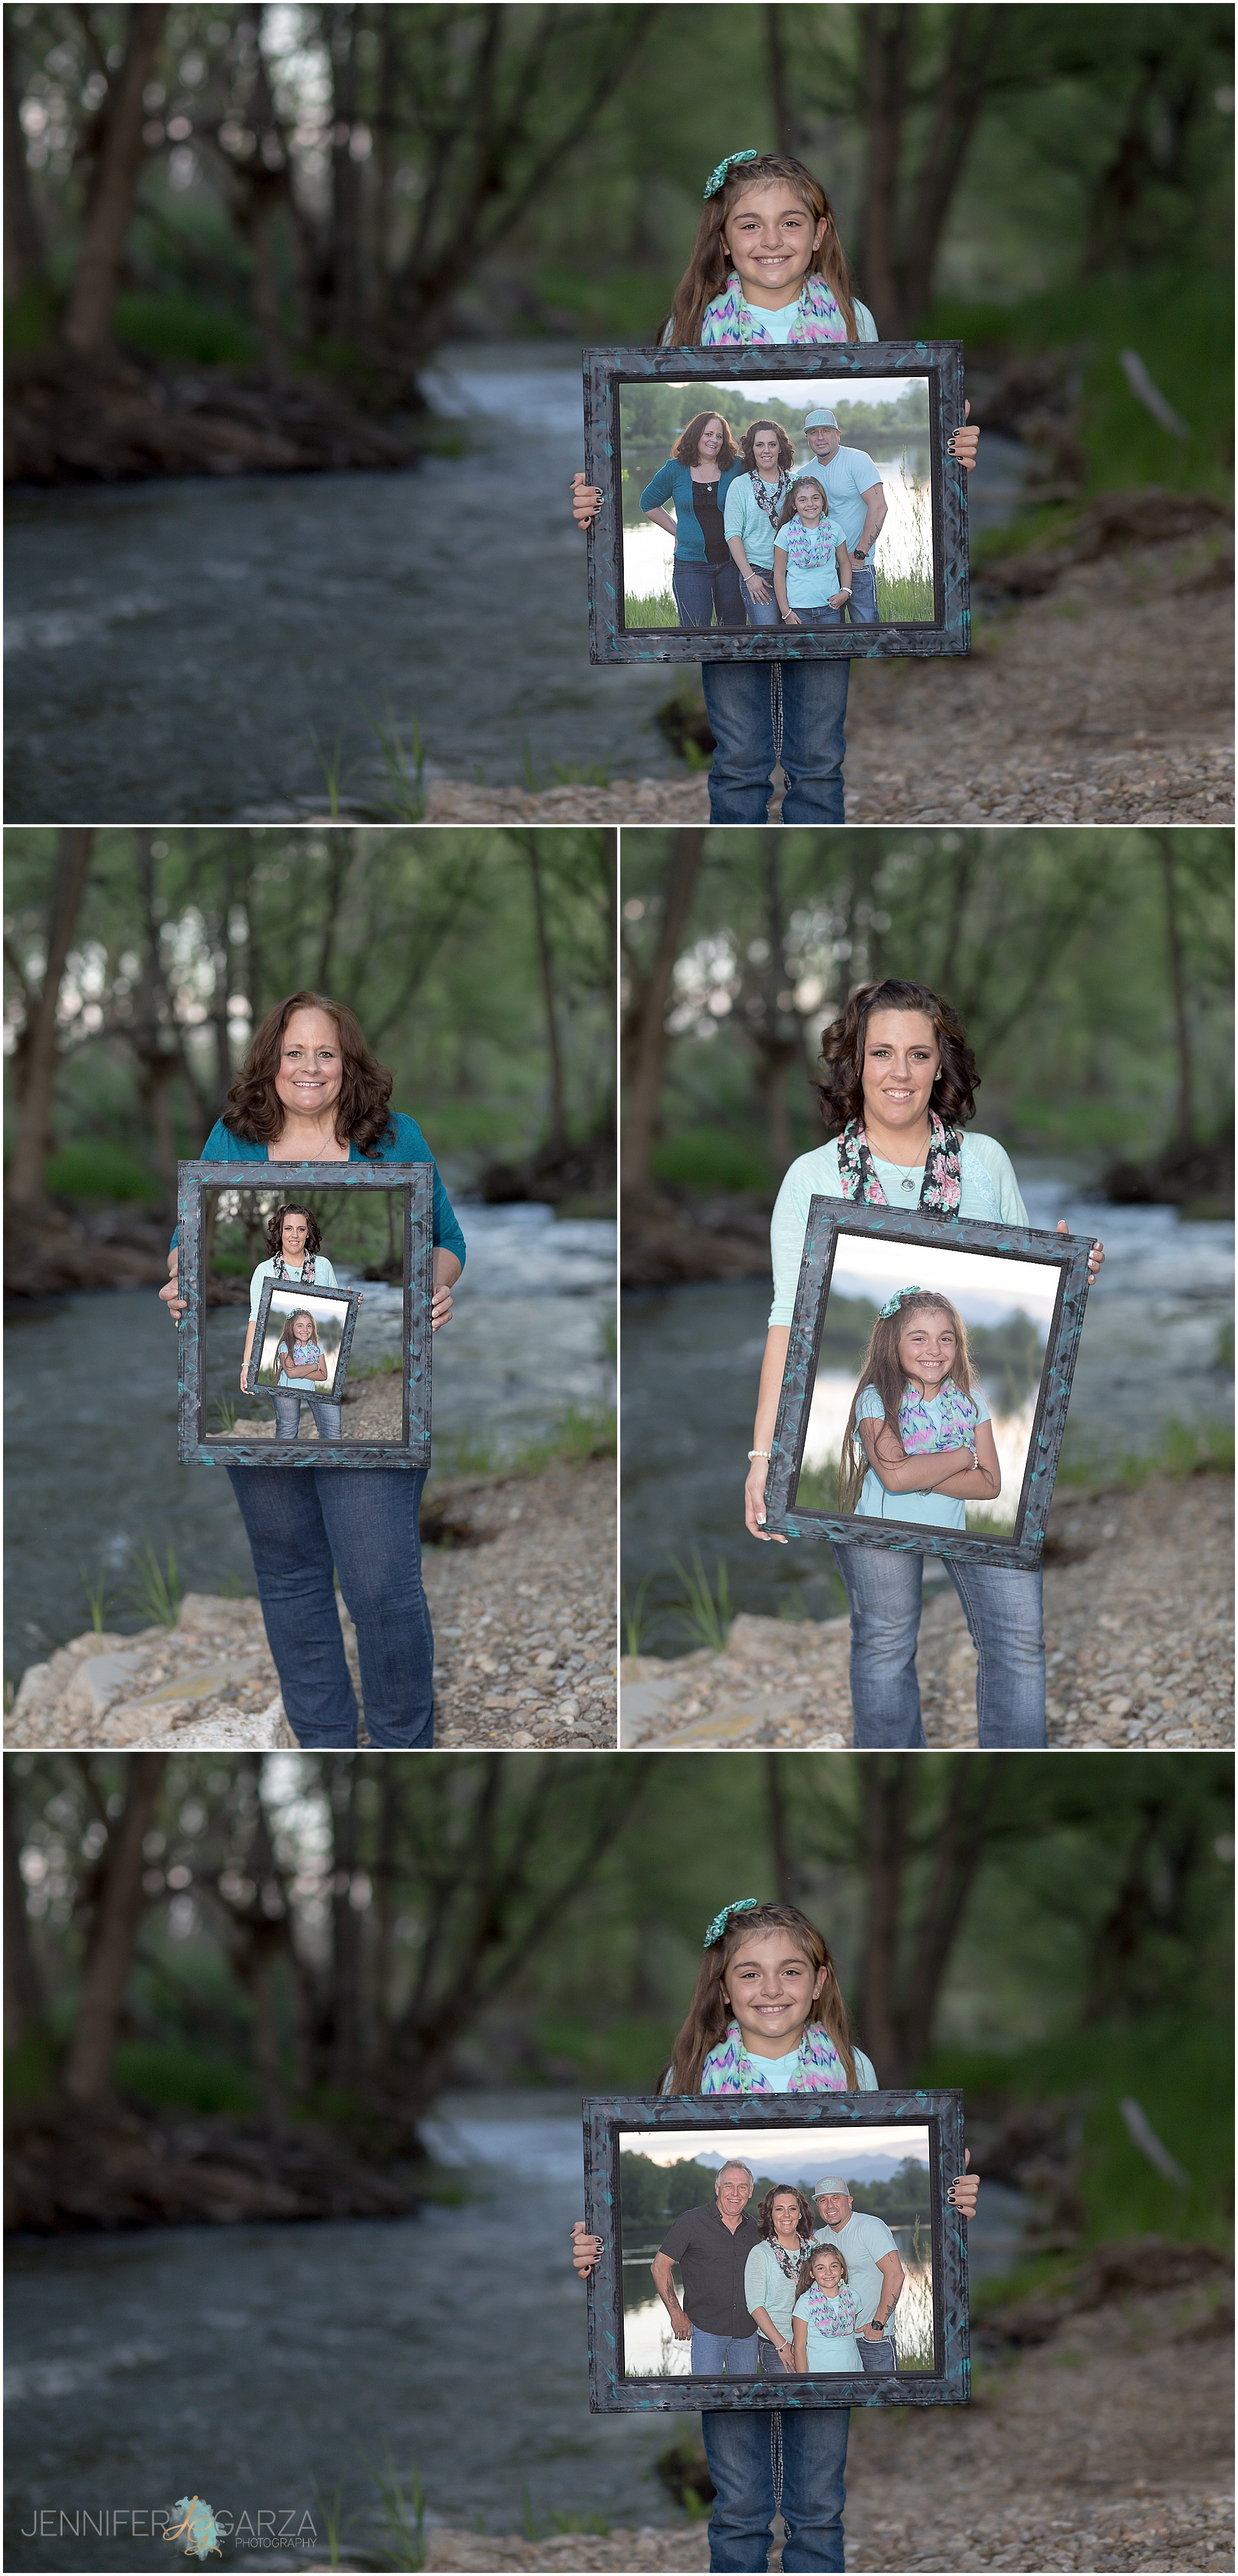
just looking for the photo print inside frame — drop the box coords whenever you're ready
[764,1204,1095,1568]
[618,2122,936,2380]
[177,1161,433,1467]
[620,375,935,631]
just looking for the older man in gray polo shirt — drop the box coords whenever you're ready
[650,2158,762,2375]
[810,2174,906,2373]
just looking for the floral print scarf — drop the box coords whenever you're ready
[805,2282,861,2339]
[700,2018,850,2094]
[898,1379,978,1454]
[701,271,852,346]
[272,1251,317,1285]
[835,1111,962,1216]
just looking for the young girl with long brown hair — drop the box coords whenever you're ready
[571,1897,978,2574]
[570,148,979,822]
[838,1285,1000,1532]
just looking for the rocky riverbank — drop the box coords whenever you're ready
[620,1471,1233,1750]
[5,2100,417,2233]
[5,352,414,483]
[421,2255,1233,2573]
[5,1452,616,1750]
[423,502,1232,826]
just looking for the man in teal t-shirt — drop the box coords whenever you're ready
[811,2177,906,2372]
[795,410,887,625]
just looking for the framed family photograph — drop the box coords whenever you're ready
[175,1160,434,1470]
[763,1202,1095,1569]
[582,340,969,664]
[582,2090,969,2413]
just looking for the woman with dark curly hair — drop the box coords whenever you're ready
[745,2183,820,2375]
[743,980,1104,1749]
[724,419,797,627]
[639,410,744,631]
[158,992,465,1751]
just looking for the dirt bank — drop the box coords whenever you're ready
[5,1453,616,1750]
[5,352,413,483]
[5,2101,416,2233]
[620,1471,1233,1751]
[423,2255,1233,2574]
[422,505,1232,827]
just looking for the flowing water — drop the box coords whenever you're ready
[4,1202,614,1685]
[5,337,1033,823]
[621,1170,1234,1644]
[4,2093,1033,2571]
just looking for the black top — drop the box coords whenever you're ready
[658,2204,762,2339]
[690,478,730,566]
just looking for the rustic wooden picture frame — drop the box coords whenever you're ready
[583,340,969,663]
[583,2089,969,2413]
[176,1161,433,1470]
[244,1276,363,1402]
[765,1201,1094,1569]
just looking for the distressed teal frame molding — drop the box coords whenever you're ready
[583,340,968,663]
[765,1200,1094,1568]
[583,2088,969,2413]
[177,1160,433,1470]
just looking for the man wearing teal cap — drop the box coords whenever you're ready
[811,2177,905,2372]
[796,408,887,627]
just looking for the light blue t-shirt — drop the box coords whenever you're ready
[723,471,791,569]
[741,2045,879,2090]
[811,2212,898,2328]
[768,1135,1029,1327]
[739,296,878,344]
[854,1381,991,1531]
[775,507,849,605]
[249,1254,339,1319]
[796,446,884,549]
[792,2289,861,2371]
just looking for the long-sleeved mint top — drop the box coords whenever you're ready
[768,1134,1028,1328]
[170,1112,467,1270]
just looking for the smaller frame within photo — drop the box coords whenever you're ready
[245,1277,361,1405]
[583,341,968,663]
[764,1202,1094,1569]
[176,1160,433,1469]
[583,2091,968,2412]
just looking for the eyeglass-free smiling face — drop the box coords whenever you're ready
[898,1311,957,1394]
[721,182,826,308]
[721,1929,826,2053]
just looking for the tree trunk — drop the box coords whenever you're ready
[620,830,705,1198]
[897,7,996,325]
[766,4,797,155]
[4,15,46,299]
[329,2,363,343]
[527,838,567,1158]
[60,6,168,359]
[330,1759,361,2090]
[766,1754,796,1904]
[859,5,910,333]
[1158,834,1194,1151]
[6,828,94,1210]
[858,1757,907,2081]
[4,1780,44,2047]
[60,1755,167,2103]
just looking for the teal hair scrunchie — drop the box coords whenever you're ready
[703,148,759,201]
[703,1897,760,1948]
[879,1286,924,1320]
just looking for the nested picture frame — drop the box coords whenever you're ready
[583,340,969,664]
[765,1201,1094,1569]
[176,1160,433,1469]
[582,2090,970,2413]
[244,1276,363,1404]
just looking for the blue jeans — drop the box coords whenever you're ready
[271,1392,342,1440]
[857,2329,898,2371]
[225,1467,434,1748]
[702,2409,849,2573]
[673,556,744,630]
[692,2327,760,2375]
[701,662,849,823]
[741,569,782,628]
[844,561,879,624]
[831,1543,1046,1748]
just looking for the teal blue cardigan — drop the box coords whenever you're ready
[172,1112,466,1268]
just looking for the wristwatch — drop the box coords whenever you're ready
[852,547,867,563]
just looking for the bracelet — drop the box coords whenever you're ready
[748,1449,770,1461]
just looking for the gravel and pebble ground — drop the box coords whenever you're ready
[621,1474,1233,1750]
[422,2281,1232,2574]
[423,533,1231,827]
[5,1445,616,1751]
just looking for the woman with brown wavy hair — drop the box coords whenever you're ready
[639,411,744,632]
[158,992,465,1751]
[569,1897,978,2570]
[744,980,1104,1751]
